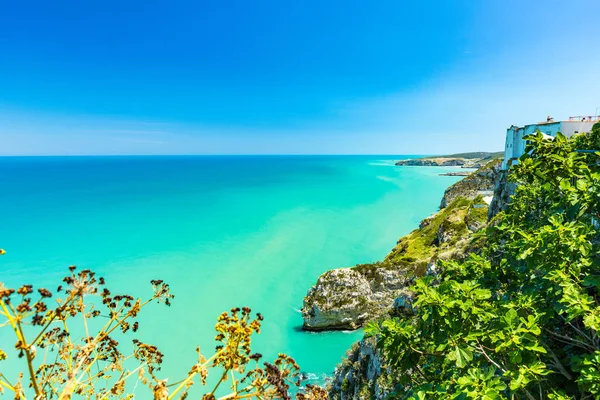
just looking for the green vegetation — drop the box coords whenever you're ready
[365,125,600,399]
[354,196,485,280]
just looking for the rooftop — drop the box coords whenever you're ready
[533,116,599,125]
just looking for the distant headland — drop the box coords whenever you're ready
[394,151,503,168]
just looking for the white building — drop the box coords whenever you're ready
[502,116,599,170]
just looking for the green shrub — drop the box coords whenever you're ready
[366,127,600,399]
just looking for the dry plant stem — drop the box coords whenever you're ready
[0,376,16,392]
[41,351,62,394]
[1,271,292,400]
[167,349,225,400]
[0,300,22,340]
[58,296,156,399]
[210,369,230,397]
[81,298,90,338]
[8,301,42,396]
[97,362,147,400]
[219,391,262,400]
[230,369,237,394]
[30,294,76,348]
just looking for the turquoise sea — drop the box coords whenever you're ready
[0,156,464,391]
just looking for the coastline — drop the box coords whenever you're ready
[299,158,503,396]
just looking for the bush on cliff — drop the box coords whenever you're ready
[366,126,600,399]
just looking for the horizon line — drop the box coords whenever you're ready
[0,152,502,158]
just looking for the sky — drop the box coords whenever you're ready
[1,0,599,155]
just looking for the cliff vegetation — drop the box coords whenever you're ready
[302,162,498,331]
[332,124,600,399]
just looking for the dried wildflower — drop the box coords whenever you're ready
[17,285,33,296]
[153,380,169,400]
[0,283,15,299]
[0,263,319,399]
[16,299,32,313]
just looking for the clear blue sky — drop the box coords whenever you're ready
[1,0,599,155]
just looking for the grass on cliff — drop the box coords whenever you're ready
[353,196,488,280]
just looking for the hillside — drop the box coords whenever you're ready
[395,151,503,168]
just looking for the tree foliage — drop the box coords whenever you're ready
[366,125,600,399]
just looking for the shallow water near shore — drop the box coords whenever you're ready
[0,155,463,390]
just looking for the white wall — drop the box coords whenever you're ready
[560,121,596,137]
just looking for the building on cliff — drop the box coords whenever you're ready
[502,115,599,170]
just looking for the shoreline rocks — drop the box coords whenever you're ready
[301,264,411,331]
[301,269,378,331]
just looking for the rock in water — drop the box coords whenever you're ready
[302,268,377,331]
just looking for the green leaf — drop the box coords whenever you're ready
[454,346,473,368]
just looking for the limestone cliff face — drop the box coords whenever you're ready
[302,269,377,331]
[301,193,489,331]
[488,168,516,219]
[325,159,512,400]
[440,159,501,208]
[301,265,410,331]
[328,337,389,400]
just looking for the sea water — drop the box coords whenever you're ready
[0,156,464,390]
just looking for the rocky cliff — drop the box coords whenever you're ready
[328,337,390,400]
[300,159,507,399]
[302,268,379,331]
[439,159,501,208]
[322,159,510,399]
[488,168,516,219]
[301,192,492,331]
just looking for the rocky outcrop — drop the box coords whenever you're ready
[435,207,467,245]
[302,195,489,331]
[302,264,412,331]
[328,337,390,400]
[440,159,501,208]
[488,168,516,219]
[302,269,378,331]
